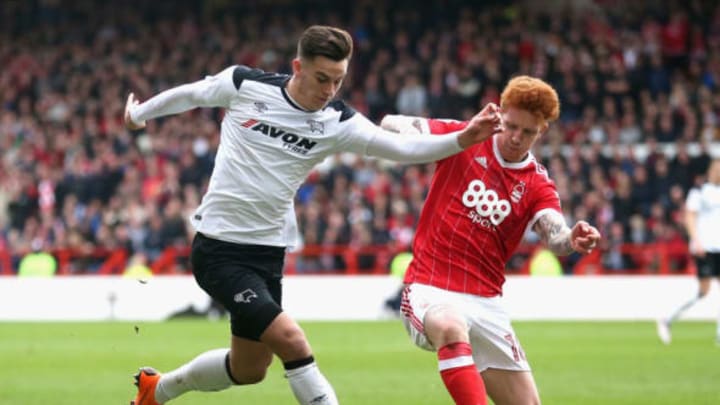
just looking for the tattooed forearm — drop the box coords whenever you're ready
[534,212,574,256]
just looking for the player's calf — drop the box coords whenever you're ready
[438,342,487,405]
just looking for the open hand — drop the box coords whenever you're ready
[124,93,146,130]
[457,103,503,149]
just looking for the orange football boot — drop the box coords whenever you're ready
[130,367,162,405]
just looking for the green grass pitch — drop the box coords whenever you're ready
[1,320,719,404]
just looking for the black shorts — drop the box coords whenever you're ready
[693,252,720,279]
[191,232,285,341]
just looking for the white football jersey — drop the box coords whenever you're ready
[686,183,720,252]
[193,66,388,248]
[130,65,463,248]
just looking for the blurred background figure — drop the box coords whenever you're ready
[657,159,720,345]
[528,248,563,277]
[17,238,57,277]
[122,252,152,280]
[383,249,413,314]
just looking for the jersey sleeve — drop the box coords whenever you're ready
[130,65,238,123]
[334,110,464,163]
[526,168,563,232]
[686,188,701,212]
[330,102,377,154]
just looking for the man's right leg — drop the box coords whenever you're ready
[134,234,337,405]
[423,305,487,405]
[135,311,338,405]
[668,277,712,324]
[150,339,273,404]
[134,314,336,405]
[658,254,715,345]
[658,276,712,344]
[133,235,282,404]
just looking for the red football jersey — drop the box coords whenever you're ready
[405,119,562,296]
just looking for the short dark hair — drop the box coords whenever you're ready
[297,25,353,62]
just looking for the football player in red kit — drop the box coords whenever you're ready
[382,75,601,405]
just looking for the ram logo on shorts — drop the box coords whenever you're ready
[234,289,258,303]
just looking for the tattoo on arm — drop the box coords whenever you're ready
[534,212,574,256]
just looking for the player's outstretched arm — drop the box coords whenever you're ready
[380,114,424,134]
[534,211,601,256]
[124,66,237,131]
[364,103,502,164]
[380,103,503,142]
[364,127,463,163]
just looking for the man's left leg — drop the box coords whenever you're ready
[481,369,540,405]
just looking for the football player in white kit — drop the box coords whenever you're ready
[657,159,720,345]
[124,25,502,405]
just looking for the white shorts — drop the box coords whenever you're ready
[400,283,531,372]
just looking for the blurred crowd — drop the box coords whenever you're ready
[1,0,719,274]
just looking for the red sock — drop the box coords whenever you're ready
[438,342,487,405]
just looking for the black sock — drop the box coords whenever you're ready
[283,355,315,371]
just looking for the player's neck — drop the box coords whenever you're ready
[285,77,313,111]
[499,151,529,163]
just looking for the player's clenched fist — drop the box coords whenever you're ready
[570,220,602,254]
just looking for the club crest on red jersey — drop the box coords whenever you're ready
[510,181,526,203]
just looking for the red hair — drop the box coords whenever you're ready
[500,75,560,122]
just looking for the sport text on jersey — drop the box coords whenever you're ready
[462,179,511,228]
[241,119,318,155]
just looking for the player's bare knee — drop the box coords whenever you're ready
[232,366,269,384]
[227,346,273,385]
[433,317,465,334]
[425,306,469,346]
[283,329,311,357]
[266,324,311,360]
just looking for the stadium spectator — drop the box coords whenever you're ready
[1,0,718,275]
[122,24,500,405]
[528,248,563,277]
[381,76,600,405]
[657,158,720,345]
[122,252,152,279]
[17,238,57,277]
[383,250,413,313]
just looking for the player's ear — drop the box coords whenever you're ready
[291,58,302,75]
[539,122,549,136]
